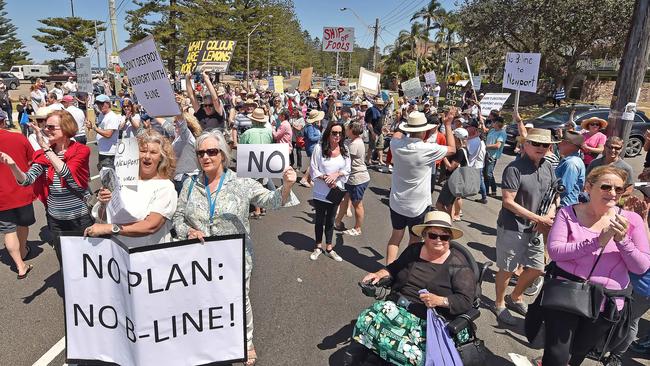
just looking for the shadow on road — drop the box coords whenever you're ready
[467,241,497,262]
[0,240,46,270]
[465,221,498,236]
[335,234,385,273]
[22,270,63,304]
[277,231,314,252]
[318,319,355,350]
[368,186,389,197]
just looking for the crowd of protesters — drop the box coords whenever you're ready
[1,71,650,366]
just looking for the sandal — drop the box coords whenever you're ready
[22,245,32,261]
[17,264,33,280]
[344,228,361,236]
[245,348,257,366]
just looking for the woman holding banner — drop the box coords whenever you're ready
[172,130,299,365]
[84,130,178,246]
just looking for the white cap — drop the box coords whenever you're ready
[453,127,468,140]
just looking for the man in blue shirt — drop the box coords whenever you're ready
[483,116,507,196]
[556,131,585,206]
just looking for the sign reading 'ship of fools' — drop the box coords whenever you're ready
[181,40,236,74]
[61,234,246,366]
[322,27,354,52]
[502,52,541,93]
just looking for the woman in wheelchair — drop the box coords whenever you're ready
[347,211,477,366]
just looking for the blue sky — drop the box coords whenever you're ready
[6,0,455,67]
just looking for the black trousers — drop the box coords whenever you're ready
[313,199,336,245]
[542,308,615,366]
[290,146,303,169]
[47,214,94,265]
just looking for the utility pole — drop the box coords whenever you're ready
[108,0,119,53]
[606,0,650,142]
[94,20,101,69]
[70,0,75,17]
[104,31,109,72]
[372,18,379,71]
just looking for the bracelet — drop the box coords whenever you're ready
[43,148,52,154]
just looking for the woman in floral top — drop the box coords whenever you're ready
[172,130,298,366]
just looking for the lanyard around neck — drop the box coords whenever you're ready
[205,170,227,224]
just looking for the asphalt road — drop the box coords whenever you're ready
[1,140,649,366]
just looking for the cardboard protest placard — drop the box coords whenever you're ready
[479,93,511,116]
[236,144,290,179]
[114,137,139,189]
[180,79,195,92]
[401,77,424,99]
[100,168,138,225]
[180,40,236,74]
[61,234,246,366]
[270,76,284,93]
[298,67,313,92]
[322,27,354,53]
[424,71,437,86]
[75,57,93,94]
[472,76,482,91]
[444,84,464,107]
[358,67,380,96]
[502,52,541,93]
[119,36,180,117]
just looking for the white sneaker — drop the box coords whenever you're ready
[325,249,343,262]
[310,248,322,260]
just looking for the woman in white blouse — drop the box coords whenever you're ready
[309,121,351,262]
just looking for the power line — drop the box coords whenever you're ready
[381,0,420,25]
[382,0,427,28]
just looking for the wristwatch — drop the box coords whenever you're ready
[442,297,449,307]
[111,224,121,235]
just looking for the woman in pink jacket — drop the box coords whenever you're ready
[543,166,650,365]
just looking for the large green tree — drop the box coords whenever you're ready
[33,17,105,64]
[0,0,29,69]
[457,0,634,90]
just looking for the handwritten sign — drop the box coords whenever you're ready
[472,76,482,91]
[119,36,180,117]
[236,144,290,178]
[358,67,380,96]
[401,77,424,99]
[75,57,93,94]
[115,137,139,188]
[502,52,541,93]
[322,27,354,53]
[424,71,437,86]
[479,93,511,116]
[268,76,284,94]
[180,40,236,74]
[298,67,312,92]
[61,234,246,366]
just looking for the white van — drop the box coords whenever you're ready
[10,65,50,80]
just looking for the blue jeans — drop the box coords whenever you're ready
[478,168,486,200]
[484,157,497,194]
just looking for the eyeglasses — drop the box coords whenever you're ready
[330,131,342,136]
[427,232,451,241]
[45,125,61,131]
[599,184,625,195]
[589,123,601,127]
[529,141,550,148]
[606,145,622,151]
[203,104,213,108]
[196,148,220,157]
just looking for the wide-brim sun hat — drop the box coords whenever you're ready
[412,211,464,239]
[306,110,325,123]
[399,111,435,133]
[581,117,608,130]
[525,128,558,144]
[249,108,268,123]
[29,106,55,121]
[244,98,258,107]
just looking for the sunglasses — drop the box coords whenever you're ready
[529,141,550,148]
[606,145,622,151]
[589,123,601,127]
[196,148,220,157]
[331,131,343,136]
[427,232,451,241]
[45,125,61,131]
[599,184,625,195]
[203,104,213,108]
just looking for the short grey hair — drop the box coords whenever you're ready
[195,130,231,166]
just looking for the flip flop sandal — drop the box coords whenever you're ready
[17,264,33,280]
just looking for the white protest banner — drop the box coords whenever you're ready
[115,137,139,188]
[75,57,93,94]
[472,76,482,91]
[502,52,541,93]
[322,27,354,53]
[358,67,380,96]
[180,79,195,92]
[424,71,437,86]
[119,35,180,117]
[479,93,511,116]
[401,77,424,99]
[348,82,357,92]
[236,144,290,179]
[61,234,246,366]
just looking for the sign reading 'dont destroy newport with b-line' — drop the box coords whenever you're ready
[180,40,237,74]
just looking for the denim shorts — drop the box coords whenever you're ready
[345,181,369,203]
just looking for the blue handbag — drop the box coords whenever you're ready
[421,289,463,366]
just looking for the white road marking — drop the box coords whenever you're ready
[91,174,100,181]
[32,336,65,366]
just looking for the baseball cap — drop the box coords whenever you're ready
[453,127,468,140]
[62,95,74,103]
[95,94,111,103]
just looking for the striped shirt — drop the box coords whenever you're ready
[22,151,89,220]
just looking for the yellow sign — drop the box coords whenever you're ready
[180,40,236,74]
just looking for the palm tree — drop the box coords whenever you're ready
[410,0,445,56]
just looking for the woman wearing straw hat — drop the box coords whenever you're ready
[580,116,607,166]
[240,108,275,218]
[347,210,475,366]
[298,109,324,187]
[231,98,259,147]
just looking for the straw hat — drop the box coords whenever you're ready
[525,128,558,144]
[353,97,362,105]
[216,87,226,96]
[249,108,268,124]
[581,117,608,130]
[412,211,464,239]
[399,111,435,133]
[306,109,325,123]
[29,106,55,121]
[244,98,258,107]
[360,101,370,107]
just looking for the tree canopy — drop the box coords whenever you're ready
[33,17,106,64]
[0,0,29,69]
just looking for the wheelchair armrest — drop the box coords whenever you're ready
[358,275,393,298]
[446,307,480,335]
[477,261,493,286]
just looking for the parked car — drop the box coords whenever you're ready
[0,72,20,89]
[48,64,76,82]
[232,71,244,80]
[505,105,650,157]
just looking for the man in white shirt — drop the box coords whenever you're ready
[52,82,64,101]
[86,94,120,169]
[466,119,487,203]
[432,82,441,107]
[46,92,64,110]
[385,107,457,264]
[64,77,77,94]
[61,95,86,145]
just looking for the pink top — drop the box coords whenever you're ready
[581,131,606,165]
[548,206,650,310]
[273,120,293,148]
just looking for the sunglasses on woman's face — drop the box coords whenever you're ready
[589,123,601,127]
[427,232,451,241]
[606,145,622,152]
[45,125,61,131]
[599,184,625,195]
[529,141,550,148]
[331,131,343,136]
[196,148,220,157]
